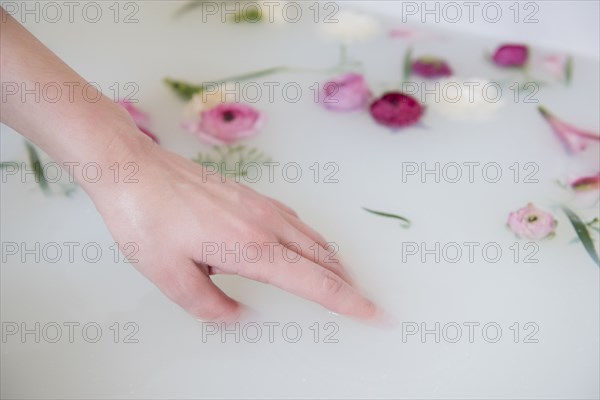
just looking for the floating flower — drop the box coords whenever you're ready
[541,55,566,78]
[118,100,159,143]
[320,10,381,43]
[425,78,504,122]
[492,44,529,68]
[183,103,265,145]
[321,73,372,112]
[411,56,453,78]
[389,27,438,41]
[369,92,423,128]
[570,173,600,192]
[538,106,600,154]
[507,203,557,240]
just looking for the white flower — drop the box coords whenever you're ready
[320,10,381,43]
[183,87,225,118]
[425,78,505,122]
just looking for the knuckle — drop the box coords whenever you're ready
[320,271,345,297]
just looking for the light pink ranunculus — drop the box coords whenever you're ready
[507,203,557,240]
[321,73,372,112]
[183,103,265,145]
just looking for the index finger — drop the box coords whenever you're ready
[238,245,379,320]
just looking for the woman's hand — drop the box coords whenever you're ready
[86,133,379,322]
[0,8,379,323]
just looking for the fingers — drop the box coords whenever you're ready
[267,196,298,218]
[280,229,355,286]
[278,211,329,249]
[238,250,377,320]
[151,259,241,322]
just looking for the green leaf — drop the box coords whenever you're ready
[164,66,287,101]
[562,206,600,267]
[564,55,573,85]
[229,7,262,23]
[24,141,50,195]
[362,207,411,228]
[163,78,205,101]
[402,47,413,82]
[172,0,205,19]
[0,161,20,170]
[192,145,271,177]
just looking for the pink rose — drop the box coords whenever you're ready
[507,203,557,240]
[118,100,159,143]
[183,103,265,145]
[321,73,372,112]
[411,56,452,78]
[492,44,529,68]
[369,92,424,128]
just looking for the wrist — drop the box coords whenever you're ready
[72,123,156,197]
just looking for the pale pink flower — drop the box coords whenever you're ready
[321,73,372,112]
[183,103,265,145]
[538,106,600,154]
[507,203,557,240]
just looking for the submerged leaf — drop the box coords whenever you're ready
[562,206,600,267]
[192,145,271,177]
[24,141,50,195]
[402,47,413,82]
[362,207,411,228]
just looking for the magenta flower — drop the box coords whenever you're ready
[507,203,557,240]
[118,100,159,143]
[369,92,424,128]
[321,73,372,112]
[183,103,265,145]
[570,173,600,192]
[538,106,600,154]
[492,44,529,68]
[411,56,452,78]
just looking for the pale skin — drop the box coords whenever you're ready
[0,8,381,323]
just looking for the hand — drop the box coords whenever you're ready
[87,133,380,322]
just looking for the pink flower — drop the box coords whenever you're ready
[183,103,265,145]
[492,44,529,68]
[321,73,372,112]
[411,56,452,78]
[369,92,424,128]
[538,106,600,154]
[118,100,159,143]
[541,55,567,79]
[570,173,600,192]
[507,203,557,240]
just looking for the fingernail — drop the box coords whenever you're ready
[369,308,398,329]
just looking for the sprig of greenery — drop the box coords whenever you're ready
[174,0,263,22]
[564,56,573,85]
[165,66,287,100]
[562,206,599,267]
[0,162,20,170]
[192,145,271,177]
[25,141,51,195]
[402,47,413,82]
[362,207,411,228]
[20,141,78,196]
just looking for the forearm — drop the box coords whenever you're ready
[0,7,151,194]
